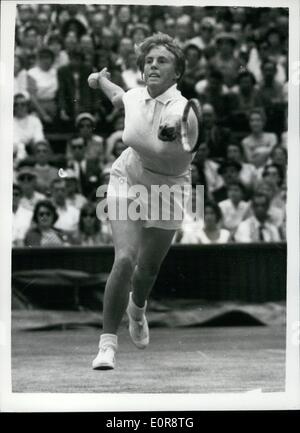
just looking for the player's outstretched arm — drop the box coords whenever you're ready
[88,68,124,109]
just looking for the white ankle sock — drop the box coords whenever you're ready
[99,333,118,350]
[128,292,147,320]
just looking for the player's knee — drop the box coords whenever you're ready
[114,251,136,275]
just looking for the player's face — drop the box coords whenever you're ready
[144,45,180,98]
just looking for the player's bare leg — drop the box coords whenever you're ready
[93,198,142,369]
[127,227,176,349]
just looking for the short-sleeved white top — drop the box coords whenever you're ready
[122,84,198,176]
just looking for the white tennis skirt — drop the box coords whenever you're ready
[107,147,191,230]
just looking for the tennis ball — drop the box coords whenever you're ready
[88,73,99,89]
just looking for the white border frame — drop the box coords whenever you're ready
[0,0,299,412]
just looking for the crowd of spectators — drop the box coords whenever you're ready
[12,4,288,247]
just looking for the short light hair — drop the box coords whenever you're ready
[136,32,185,81]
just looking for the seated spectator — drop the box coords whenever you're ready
[197,103,231,158]
[178,43,206,99]
[27,47,58,127]
[74,202,112,246]
[122,51,145,90]
[115,37,134,72]
[268,145,287,174]
[234,192,281,242]
[36,11,53,44]
[261,163,286,210]
[73,113,105,162]
[28,47,58,128]
[57,49,95,126]
[190,162,208,191]
[130,23,150,45]
[152,16,167,35]
[174,15,192,49]
[12,183,33,247]
[247,41,286,85]
[67,136,102,199]
[47,34,69,70]
[209,32,241,89]
[188,16,216,55]
[100,27,118,61]
[17,166,46,212]
[61,30,79,59]
[65,170,88,210]
[13,92,45,158]
[62,4,89,31]
[213,160,243,203]
[195,69,231,124]
[192,142,223,194]
[256,59,285,107]
[16,5,37,36]
[16,25,41,69]
[265,28,287,73]
[109,5,131,39]
[219,181,250,234]
[165,17,176,38]
[228,71,263,132]
[180,201,230,244]
[60,7,87,42]
[50,179,80,233]
[33,140,59,195]
[173,186,204,243]
[89,12,106,51]
[80,34,95,69]
[105,130,127,163]
[14,54,28,95]
[255,182,285,230]
[241,108,277,168]
[226,142,258,192]
[24,200,73,246]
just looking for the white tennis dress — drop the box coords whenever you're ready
[107,84,198,230]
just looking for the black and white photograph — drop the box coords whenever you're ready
[0,0,299,412]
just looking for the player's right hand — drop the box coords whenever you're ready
[98,67,111,80]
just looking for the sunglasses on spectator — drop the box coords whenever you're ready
[38,211,52,217]
[18,175,35,181]
[14,102,27,107]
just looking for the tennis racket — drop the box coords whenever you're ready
[158,98,202,153]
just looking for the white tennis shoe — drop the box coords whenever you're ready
[92,346,116,370]
[126,292,149,349]
[92,334,118,370]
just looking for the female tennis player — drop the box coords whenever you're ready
[90,33,199,369]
